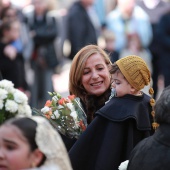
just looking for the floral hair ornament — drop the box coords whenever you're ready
[31,116,72,170]
[0,79,32,124]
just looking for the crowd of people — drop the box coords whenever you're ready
[1,0,170,169]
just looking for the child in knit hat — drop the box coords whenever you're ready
[69,55,157,170]
[110,55,151,97]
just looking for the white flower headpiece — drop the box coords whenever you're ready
[31,116,72,170]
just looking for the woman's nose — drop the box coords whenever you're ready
[92,72,99,79]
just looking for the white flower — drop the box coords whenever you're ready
[5,99,18,113]
[118,160,129,170]
[24,105,32,116]
[51,110,60,119]
[0,79,14,93]
[17,104,32,117]
[66,103,75,112]
[52,95,59,102]
[0,88,8,100]
[0,100,4,110]
[70,111,77,119]
[13,89,28,104]
[41,106,50,113]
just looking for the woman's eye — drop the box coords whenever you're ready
[83,71,90,75]
[97,67,104,71]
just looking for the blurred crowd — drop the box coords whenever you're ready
[0,0,170,108]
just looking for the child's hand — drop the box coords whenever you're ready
[4,45,17,60]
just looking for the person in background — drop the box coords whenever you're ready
[106,0,152,53]
[23,0,59,108]
[137,0,170,99]
[101,28,119,63]
[66,0,101,60]
[127,85,170,170]
[157,10,170,89]
[0,19,28,92]
[69,55,155,170]
[61,44,112,151]
[0,116,72,170]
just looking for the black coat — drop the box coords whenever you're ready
[127,124,170,170]
[69,94,153,170]
[67,1,97,59]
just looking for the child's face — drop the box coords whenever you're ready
[111,71,132,97]
[0,125,37,170]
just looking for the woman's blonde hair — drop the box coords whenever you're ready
[69,44,112,99]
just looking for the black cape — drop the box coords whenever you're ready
[127,124,170,170]
[69,94,153,170]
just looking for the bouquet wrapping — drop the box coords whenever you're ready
[0,79,32,124]
[38,92,87,139]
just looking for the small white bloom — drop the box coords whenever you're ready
[41,106,50,113]
[0,79,14,93]
[66,103,75,112]
[118,160,129,170]
[13,89,28,104]
[5,99,18,113]
[58,105,64,109]
[0,100,4,109]
[17,104,32,117]
[70,111,77,119]
[51,110,60,119]
[24,105,32,116]
[0,88,8,100]
[52,95,59,102]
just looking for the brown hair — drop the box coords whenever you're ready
[69,45,112,123]
[69,44,112,98]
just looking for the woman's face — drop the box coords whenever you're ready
[81,53,111,96]
[0,125,35,170]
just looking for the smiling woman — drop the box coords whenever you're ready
[60,45,112,151]
[69,44,112,124]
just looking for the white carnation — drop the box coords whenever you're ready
[17,104,32,117]
[0,88,8,100]
[13,89,28,104]
[0,79,14,93]
[51,110,60,119]
[24,105,32,116]
[5,99,18,113]
[66,103,75,112]
[118,160,129,170]
[0,100,4,109]
[70,111,77,119]
[41,106,50,113]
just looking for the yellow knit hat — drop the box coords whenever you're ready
[116,55,151,90]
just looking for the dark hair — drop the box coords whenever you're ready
[3,117,46,166]
[155,85,170,124]
[109,62,120,74]
[0,19,18,38]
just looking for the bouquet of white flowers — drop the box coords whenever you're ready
[35,92,87,139]
[0,79,32,124]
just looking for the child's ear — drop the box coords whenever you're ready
[130,86,136,94]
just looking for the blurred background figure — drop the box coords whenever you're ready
[106,0,152,54]
[157,10,170,89]
[137,0,170,99]
[66,0,101,60]
[23,0,59,108]
[101,28,119,63]
[0,19,29,94]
